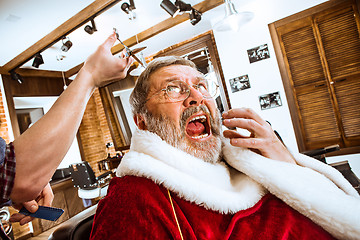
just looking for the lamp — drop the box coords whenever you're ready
[10,70,23,84]
[189,8,201,25]
[84,19,97,34]
[175,0,192,12]
[161,0,201,25]
[160,0,180,17]
[121,0,136,20]
[214,0,254,32]
[61,37,72,52]
[32,53,44,68]
[130,52,147,76]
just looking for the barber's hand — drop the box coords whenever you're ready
[81,32,135,88]
[222,108,296,164]
[9,183,54,225]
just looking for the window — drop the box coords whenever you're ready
[270,0,360,153]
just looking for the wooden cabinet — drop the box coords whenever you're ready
[270,0,360,153]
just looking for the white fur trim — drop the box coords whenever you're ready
[117,130,266,214]
[223,139,360,240]
[117,129,360,240]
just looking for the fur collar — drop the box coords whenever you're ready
[117,130,360,240]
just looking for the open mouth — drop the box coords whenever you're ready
[185,114,211,140]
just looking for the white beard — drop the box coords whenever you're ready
[143,105,222,163]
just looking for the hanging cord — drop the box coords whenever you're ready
[62,71,67,90]
[135,34,139,45]
[167,189,184,240]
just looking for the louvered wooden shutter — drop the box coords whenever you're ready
[276,0,360,151]
[316,6,360,146]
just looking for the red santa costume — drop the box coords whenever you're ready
[90,130,360,240]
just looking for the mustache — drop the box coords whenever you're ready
[180,105,221,136]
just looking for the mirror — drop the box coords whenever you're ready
[101,31,231,151]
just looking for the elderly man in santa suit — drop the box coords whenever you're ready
[90,56,360,240]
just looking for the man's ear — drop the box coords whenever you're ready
[134,114,147,130]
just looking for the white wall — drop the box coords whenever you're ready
[210,0,360,177]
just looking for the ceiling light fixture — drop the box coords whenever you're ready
[32,53,44,68]
[10,70,23,84]
[121,0,136,20]
[61,37,72,52]
[214,0,254,32]
[189,8,202,25]
[175,0,192,12]
[160,0,202,25]
[160,0,180,17]
[84,19,97,34]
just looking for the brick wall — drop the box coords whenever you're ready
[78,89,116,176]
[0,90,10,143]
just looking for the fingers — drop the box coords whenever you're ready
[223,117,268,136]
[22,200,39,213]
[9,200,38,225]
[9,213,34,225]
[223,129,249,139]
[102,32,117,50]
[223,108,267,125]
[229,137,264,149]
[41,183,54,207]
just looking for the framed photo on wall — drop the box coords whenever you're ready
[229,74,251,93]
[259,91,282,110]
[247,44,270,63]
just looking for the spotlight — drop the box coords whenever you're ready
[160,0,201,25]
[175,0,192,12]
[121,0,136,20]
[84,19,97,35]
[160,0,180,17]
[189,8,201,25]
[61,37,72,52]
[10,70,23,84]
[32,53,44,68]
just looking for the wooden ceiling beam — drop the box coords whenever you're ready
[1,0,121,74]
[65,0,224,77]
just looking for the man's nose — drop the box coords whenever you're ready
[183,86,204,107]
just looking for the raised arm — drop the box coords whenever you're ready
[11,33,134,203]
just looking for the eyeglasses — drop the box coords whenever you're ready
[146,79,219,102]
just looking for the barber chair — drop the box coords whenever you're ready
[48,204,97,240]
[69,162,112,199]
[301,144,340,163]
[302,145,360,194]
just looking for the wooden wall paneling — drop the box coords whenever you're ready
[39,191,69,232]
[63,185,85,218]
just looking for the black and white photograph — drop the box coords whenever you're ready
[229,74,251,93]
[247,44,270,63]
[259,91,282,110]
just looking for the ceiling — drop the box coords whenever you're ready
[0,0,228,74]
